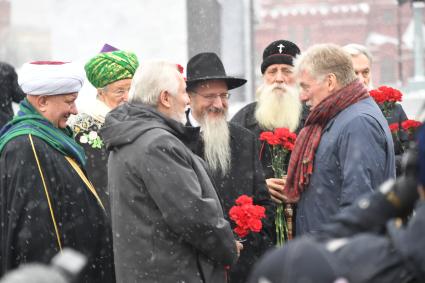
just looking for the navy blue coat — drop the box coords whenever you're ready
[296,97,396,235]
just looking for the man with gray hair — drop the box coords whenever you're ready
[100,61,241,283]
[344,43,409,175]
[283,44,396,235]
[343,43,374,87]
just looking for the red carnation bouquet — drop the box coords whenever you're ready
[369,86,402,117]
[259,128,297,246]
[389,120,422,139]
[229,195,266,239]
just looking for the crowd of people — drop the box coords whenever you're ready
[0,40,423,283]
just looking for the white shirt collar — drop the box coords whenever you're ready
[188,109,201,128]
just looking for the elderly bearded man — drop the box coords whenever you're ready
[185,52,274,283]
[101,61,241,283]
[283,44,396,236]
[232,40,308,205]
[0,61,115,282]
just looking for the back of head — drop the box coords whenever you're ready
[249,237,339,283]
[0,62,18,84]
[0,62,25,99]
[294,43,357,88]
[343,43,373,63]
[128,60,181,106]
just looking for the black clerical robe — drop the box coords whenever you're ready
[0,135,115,283]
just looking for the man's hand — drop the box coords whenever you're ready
[266,177,286,203]
[266,177,300,203]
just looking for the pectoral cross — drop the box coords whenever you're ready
[277,43,285,53]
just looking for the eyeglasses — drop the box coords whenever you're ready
[191,91,231,101]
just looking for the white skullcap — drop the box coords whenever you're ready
[19,61,85,96]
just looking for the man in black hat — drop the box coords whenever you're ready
[231,40,307,205]
[185,52,275,283]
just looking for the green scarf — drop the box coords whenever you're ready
[0,98,86,166]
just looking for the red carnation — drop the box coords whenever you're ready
[401,119,422,131]
[369,89,386,104]
[370,86,403,117]
[401,119,422,140]
[259,131,279,145]
[389,123,399,133]
[229,195,266,238]
[235,194,253,205]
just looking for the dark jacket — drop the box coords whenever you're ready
[296,97,396,235]
[249,191,425,283]
[231,102,308,178]
[186,114,275,283]
[0,135,115,283]
[316,178,425,283]
[100,103,238,283]
[385,103,409,175]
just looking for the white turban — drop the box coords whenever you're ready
[18,61,85,96]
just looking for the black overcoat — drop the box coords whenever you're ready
[0,135,115,282]
[187,117,275,283]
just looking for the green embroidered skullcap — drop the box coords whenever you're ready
[84,50,139,88]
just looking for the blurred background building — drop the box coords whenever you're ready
[0,0,424,118]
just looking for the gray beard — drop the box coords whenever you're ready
[170,109,187,125]
[255,83,302,131]
[200,113,231,176]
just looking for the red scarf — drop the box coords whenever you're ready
[284,79,369,201]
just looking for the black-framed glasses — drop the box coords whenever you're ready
[191,91,231,101]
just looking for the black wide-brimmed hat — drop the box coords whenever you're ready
[261,40,301,74]
[186,52,247,90]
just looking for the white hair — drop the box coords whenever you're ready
[343,43,373,64]
[129,60,181,105]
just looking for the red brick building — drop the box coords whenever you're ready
[255,0,420,86]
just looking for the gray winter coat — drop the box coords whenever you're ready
[296,97,396,235]
[100,103,238,283]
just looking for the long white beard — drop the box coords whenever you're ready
[255,83,302,131]
[199,110,231,176]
